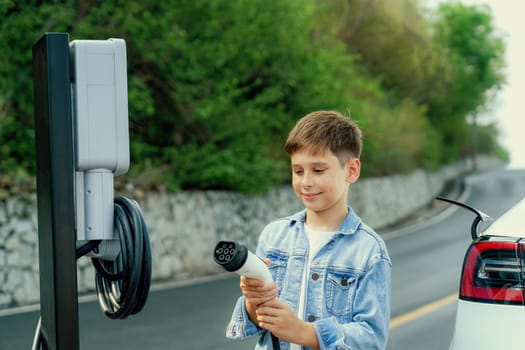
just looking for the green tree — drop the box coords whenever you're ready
[425,2,506,160]
[334,0,435,102]
[321,0,506,165]
[319,0,445,171]
[0,1,74,195]
[0,0,508,196]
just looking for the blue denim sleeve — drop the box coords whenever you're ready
[313,258,391,350]
[226,293,265,339]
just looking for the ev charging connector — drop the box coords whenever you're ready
[213,241,273,284]
[70,38,129,260]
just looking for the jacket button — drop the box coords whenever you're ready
[308,315,316,322]
[311,273,319,280]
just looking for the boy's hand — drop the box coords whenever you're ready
[240,276,277,306]
[256,299,320,349]
[240,258,276,306]
[240,257,278,326]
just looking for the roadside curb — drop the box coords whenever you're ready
[379,174,471,240]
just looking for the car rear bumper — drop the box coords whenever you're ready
[450,299,525,350]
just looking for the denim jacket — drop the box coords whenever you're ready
[226,207,391,350]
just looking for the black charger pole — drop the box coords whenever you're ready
[32,33,79,350]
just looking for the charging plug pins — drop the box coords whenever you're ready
[215,243,236,263]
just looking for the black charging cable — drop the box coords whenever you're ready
[271,333,281,350]
[92,196,151,319]
[32,196,151,349]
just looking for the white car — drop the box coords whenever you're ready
[443,196,525,350]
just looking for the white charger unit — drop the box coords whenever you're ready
[70,38,129,260]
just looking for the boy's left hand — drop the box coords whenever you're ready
[256,300,318,348]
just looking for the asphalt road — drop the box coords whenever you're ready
[387,167,525,350]
[1,167,524,350]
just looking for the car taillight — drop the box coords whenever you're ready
[460,239,525,304]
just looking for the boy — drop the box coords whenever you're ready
[226,110,391,350]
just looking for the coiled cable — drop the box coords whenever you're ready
[92,196,151,319]
[32,196,151,349]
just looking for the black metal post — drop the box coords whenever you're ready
[32,33,79,350]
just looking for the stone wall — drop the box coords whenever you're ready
[0,156,503,310]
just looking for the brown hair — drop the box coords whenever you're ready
[285,110,362,164]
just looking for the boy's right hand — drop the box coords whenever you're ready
[240,276,277,306]
[240,257,277,325]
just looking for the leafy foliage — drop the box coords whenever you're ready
[331,0,506,163]
[0,0,508,195]
[427,2,506,160]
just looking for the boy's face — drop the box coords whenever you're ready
[290,148,360,217]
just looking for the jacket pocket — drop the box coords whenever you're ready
[325,268,357,317]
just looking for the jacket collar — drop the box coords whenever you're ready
[288,207,362,235]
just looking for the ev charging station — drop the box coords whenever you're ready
[71,37,129,261]
[32,33,151,350]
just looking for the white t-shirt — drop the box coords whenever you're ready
[290,225,336,350]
